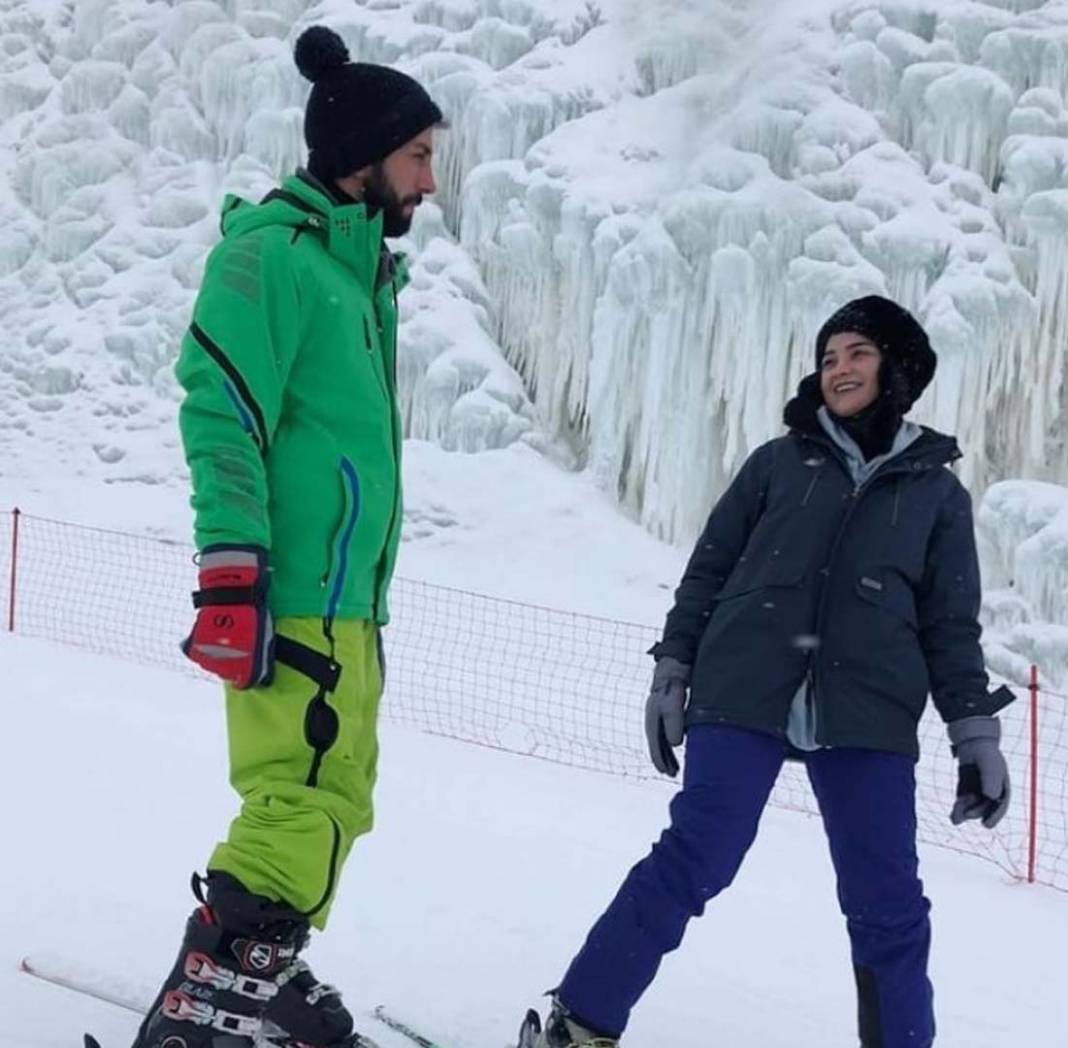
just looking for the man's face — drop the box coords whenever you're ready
[363,127,437,237]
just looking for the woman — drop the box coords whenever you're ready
[519,296,1013,1048]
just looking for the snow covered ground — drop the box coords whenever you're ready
[3,634,1067,1048]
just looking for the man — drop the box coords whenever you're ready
[130,26,443,1048]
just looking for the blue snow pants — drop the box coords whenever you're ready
[557,725,934,1047]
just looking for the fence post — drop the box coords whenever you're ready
[1027,664,1039,885]
[7,507,20,633]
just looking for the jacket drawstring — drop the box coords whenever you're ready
[891,476,902,527]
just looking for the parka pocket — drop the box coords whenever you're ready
[716,566,805,602]
[855,572,918,628]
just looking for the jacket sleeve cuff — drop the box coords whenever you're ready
[648,639,695,663]
[938,683,1015,724]
[198,544,268,571]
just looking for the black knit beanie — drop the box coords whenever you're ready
[814,295,936,411]
[295,26,444,182]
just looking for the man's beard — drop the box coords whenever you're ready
[363,164,421,237]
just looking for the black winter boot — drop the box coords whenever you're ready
[517,999,619,1047]
[133,873,359,1048]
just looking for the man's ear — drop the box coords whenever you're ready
[335,165,373,200]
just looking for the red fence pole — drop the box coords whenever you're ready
[7,508,20,633]
[1028,664,1039,885]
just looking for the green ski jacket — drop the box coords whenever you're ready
[175,173,408,624]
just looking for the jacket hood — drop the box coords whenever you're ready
[216,171,408,293]
[784,371,961,468]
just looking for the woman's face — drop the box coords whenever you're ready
[820,332,882,417]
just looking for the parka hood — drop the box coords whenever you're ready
[783,371,961,470]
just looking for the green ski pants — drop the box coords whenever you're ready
[208,617,383,929]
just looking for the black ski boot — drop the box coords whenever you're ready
[132,873,356,1048]
[261,959,363,1048]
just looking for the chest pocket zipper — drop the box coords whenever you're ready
[361,314,390,401]
[801,468,823,507]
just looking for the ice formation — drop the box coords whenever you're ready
[395,203,537,452]
[1,0,589,485]
[1,0,1067,675]
[458,0,1068,544]
[978,479,1068,688]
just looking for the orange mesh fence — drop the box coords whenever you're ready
[3,508,1065,891]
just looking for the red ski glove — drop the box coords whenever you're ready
[181,545,274,689]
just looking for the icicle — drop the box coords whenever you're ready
[59,60,127,115]
[978,480,1068,639]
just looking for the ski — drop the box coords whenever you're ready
[371,1006,448,1048]
[20,957,150,1048]
[19,957,148,1014]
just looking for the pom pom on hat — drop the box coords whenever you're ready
[294,26,350,83]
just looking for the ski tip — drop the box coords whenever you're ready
[18,957,33,974]
[84,1035,103,1048]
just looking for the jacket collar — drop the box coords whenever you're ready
[278,171,385,290]
[217,174,411,303]
[817,406,923,486]
[798,424,960,475]
[293,171,412,298]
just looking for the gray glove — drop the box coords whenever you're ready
[645,656,691,777]
[948,716,1010,829]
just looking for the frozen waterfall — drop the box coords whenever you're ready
[1,0,1067,567]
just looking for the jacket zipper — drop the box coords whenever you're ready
[804,443,930,744]
[323,457,361,623]
[371,280,402,622]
